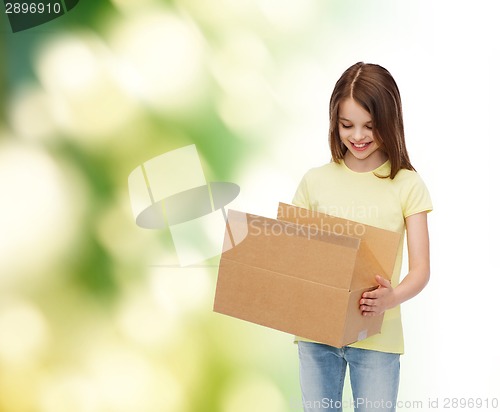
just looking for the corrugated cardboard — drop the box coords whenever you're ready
[213,203,401,347]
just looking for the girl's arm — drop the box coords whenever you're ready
[359,211,430,316]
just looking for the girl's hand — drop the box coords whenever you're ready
[359,275,396,316]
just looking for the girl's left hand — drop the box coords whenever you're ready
[359,275,396,316]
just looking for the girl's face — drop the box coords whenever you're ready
[338,97,387,169]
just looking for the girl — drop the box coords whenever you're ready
[292,62,432,412]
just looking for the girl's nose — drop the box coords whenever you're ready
[352,129,365,142]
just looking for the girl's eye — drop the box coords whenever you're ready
[340,123,372,130]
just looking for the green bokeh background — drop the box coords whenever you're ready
[1,1,498,411]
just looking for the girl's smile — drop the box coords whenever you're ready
[350,141,373,151]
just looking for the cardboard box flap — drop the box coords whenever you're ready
[223,209,361,289]
[351,240,388,290]
[277,203,400,281]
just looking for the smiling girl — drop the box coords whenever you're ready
[292,62,432,411]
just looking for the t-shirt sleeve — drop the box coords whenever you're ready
[402,173,433,218]
[292,172,310,209]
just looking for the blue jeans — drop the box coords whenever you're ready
[298,341,400,412]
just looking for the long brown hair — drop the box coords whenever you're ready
[329,62,415,179]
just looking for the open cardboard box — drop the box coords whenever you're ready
[213,203,400,347]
